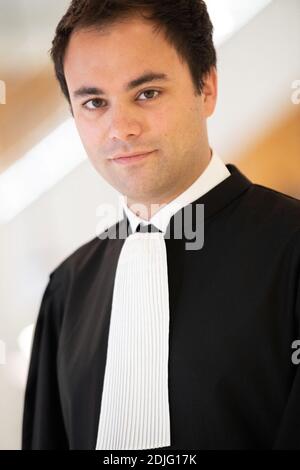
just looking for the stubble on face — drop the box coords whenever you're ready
[64,14,214,217]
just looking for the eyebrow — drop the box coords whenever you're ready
[73,71,170,99]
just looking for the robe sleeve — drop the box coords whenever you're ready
[272,229,300,449]
[22,273,69,449]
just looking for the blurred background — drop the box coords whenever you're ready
[0,0,299,449]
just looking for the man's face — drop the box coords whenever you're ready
[64,15,217,206]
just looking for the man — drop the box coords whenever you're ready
[22,0,300,450]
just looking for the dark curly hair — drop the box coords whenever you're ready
[50,0,217,104]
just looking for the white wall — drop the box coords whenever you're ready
[209,0,300,159]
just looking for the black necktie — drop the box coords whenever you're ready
[136,223,162,233]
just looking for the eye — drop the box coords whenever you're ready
[82,98,104,110]
[82,89,160,111]
[137,89,160,101]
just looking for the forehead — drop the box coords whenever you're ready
[63,16,184,88]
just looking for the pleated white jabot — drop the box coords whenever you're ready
[95,227,171,450]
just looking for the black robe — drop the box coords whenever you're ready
[22,164,300,450]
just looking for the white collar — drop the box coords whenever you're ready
[120,149,231,234]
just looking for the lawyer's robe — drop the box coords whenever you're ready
[22,164,300,449]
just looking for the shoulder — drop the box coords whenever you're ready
[241,182,300,235]
[218,178,300,259]
[251,183,300,212]
[48,219,122,291]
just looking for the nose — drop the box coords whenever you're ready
[106,103,143,141]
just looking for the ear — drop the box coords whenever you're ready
[202,67,218,118]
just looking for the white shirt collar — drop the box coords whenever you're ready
[120,149,231,234]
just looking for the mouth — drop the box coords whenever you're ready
[111,150,156,165]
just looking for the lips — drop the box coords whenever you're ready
[111,150,156,165]
[112,151,154,160]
